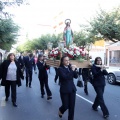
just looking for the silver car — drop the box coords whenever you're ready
[106,67,120,84]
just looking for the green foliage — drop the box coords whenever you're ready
[51,33,62,48]
[1,0,29,6]
[16,31,94,52]
[0,1,20,51]
[0,18,19,51]
[0,1,4,11]
[73,31,94,47]
[16,33,63,52]
[88,7,120,42]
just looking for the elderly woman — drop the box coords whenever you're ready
[0,53,24,107]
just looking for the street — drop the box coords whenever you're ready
[0,67,120,120]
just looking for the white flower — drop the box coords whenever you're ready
[76,50,80,55]
[55,47,59,50]
[50,51,53,54]
[54,51,58,54]
[69,45,74,50]
[82,51,85,54]
[79,49,82,52]
[69,51,74,55]
[63,48,69,53]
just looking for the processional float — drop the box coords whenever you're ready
[46,19,92,68]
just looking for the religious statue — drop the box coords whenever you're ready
[63,19,73,46]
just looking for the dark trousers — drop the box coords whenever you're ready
[54,68,59,81]
[93,86,109,115]
[26,69,33,86]
[39,78,52,96]
[54,68,60,84]
[5,80,17,103]
[84,81,88,91]
[59,92,76,120]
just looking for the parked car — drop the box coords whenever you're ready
[106,67,120,84]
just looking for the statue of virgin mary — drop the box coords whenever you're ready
[63,19,73,46]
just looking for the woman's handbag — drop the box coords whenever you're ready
[77,75,83,87]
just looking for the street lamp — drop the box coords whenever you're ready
[58,41,65,58]
[47,42,53,58]
[85,43,92,60]
[47,42,53,50]
[58,41,65,50]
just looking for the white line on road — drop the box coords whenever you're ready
[76,94,100,108]
[76,94,93,104]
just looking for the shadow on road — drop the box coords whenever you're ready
[115,82,120,86]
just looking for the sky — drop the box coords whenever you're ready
[5,0,120,42]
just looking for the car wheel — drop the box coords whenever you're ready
[107,73,116,85]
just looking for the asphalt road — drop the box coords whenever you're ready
[0,67,120,120]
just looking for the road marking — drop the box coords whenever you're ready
[76,94,100,108]
[1,97,6,107]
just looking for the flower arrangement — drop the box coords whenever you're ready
[49,47,60,58]
[47,44,91,68]
[48,44,86,61]
[62,44,86,60]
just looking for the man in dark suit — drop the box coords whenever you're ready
[18,52,25,73]
[24,53,35,88]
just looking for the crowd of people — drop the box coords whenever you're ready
[0,52,109,120]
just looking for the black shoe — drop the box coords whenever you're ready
[103,115,109,119]
[92,106,98,111]
[5,98,8,101]
[41,95,44,98]
[84,89,88,95]
[26,84,28,87]
[47,96,52,100]
[13,102,17,107]
[29,85,32,88]
[54,79,57,83]
[58,111,62,118]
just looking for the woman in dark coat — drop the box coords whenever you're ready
[37,54,52,100]
[91,57,109,119]
[58,56,78,120]
[0,53,24,107]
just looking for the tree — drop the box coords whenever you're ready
[88,7,120,42]
[0,1,20,51]
[16,33,63,52]
[51,33,62,48]
[0,18,19,51]
[1,0,29,6]
[73,31,95,47]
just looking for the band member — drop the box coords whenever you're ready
[24,53,35,88]
[91,57,109,119]
[58,56,78,120]
[37,54,52,100]
[0,53,24,107]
